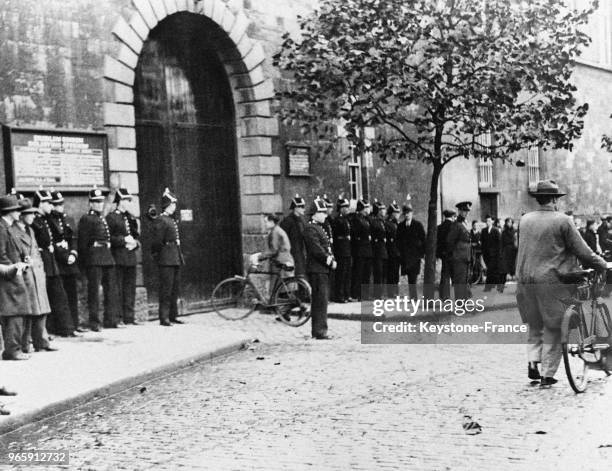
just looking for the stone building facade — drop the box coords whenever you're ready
[0,0,609,315]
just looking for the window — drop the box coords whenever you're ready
[527,146,540,190]
[570,0,612,67]
[348,145,362,200]
[476,132,494,188]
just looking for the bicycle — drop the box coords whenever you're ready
[211,263,312,327]
[561,262,612,393]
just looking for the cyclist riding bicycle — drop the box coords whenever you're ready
[516,180,607,388]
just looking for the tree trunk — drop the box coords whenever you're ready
[422,159,442,299]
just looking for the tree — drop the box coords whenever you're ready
[274,0,596,298]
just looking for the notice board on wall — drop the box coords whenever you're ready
[2,126,108,192]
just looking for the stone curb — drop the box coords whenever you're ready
[0,338,250,437]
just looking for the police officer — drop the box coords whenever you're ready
[303,196,337,339]
[385,201,401,298]
[48,190,84,332]
[446,201,473,301]
[322,195,335,301]
[370,200,388,299]
[31,188,74,337]
[437,209,456,301]
[331,195,352,303]
[151,188,185,326]
[77,186,119,331]
[106,188,140,326]
[350,198,372,300]
[279,194,307,278]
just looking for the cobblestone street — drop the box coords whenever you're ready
[2,308,612,470]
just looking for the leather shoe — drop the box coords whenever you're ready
[75,327,89,333]
[171,319,185,324]
[68,331,83,337]
[528,362,541,380]
[90,325,101,332]
[540,377,558,388]
[160,321,172,327]
[0,405,10,416]
[313,334,333,340]
[3,352,30,361]
[36,346,59,352]
[0,387,17,396]
[127,321,140,325]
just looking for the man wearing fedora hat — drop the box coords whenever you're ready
[446,201,473,300]
[397,203,426,300]
[516,180,607,387]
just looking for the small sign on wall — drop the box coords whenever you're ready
[180,209,193,222]
[286,144,311,177]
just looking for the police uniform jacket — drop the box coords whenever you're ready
[331,214,351,258]
[31,214,62,277]
[151,214,185,266]
[48,211,80,276]
[436,219,453,259]
[77,210,115,267]
[385,219,400,259]
[397,219,426,267]
[0,217,31,317]
[446,218,472,263]
[351,213,373,258]
[303,221,333,274]
[106,210,140,267]
[369,216,388,260]
[279,213,306,273]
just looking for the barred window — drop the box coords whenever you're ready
[476,132,494,188]
[348,145,362,201]
[527,146,541,190]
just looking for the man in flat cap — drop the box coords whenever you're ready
[107,188,140,326]
[280,194,307,278]
[437,209,456,301]
[331,195,352,303]
[516,180,607,388]
[446,201,473,300]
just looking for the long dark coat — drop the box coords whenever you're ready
[500,227,518,275]
[0,217,31,317]
[397,219,426,271]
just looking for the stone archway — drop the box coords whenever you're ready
[103,0,280,312]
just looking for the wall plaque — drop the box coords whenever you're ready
[286,144,311,177]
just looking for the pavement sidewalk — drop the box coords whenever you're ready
[0,316,251,435]
[328,282,518,321]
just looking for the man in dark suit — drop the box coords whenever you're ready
[436,209,456,300]
[31,188,74,337]
[350,198,373,300]
[78,187,118,331]
[480,215,503,291]
[322,195,335,301]
[331,195,352,302]
[385,201,401,298]
[279,194,307,278]
[370,200,388,299]
[107,188,140,325]
[446,201,473,300]
[397,204,426,299]
[48,190,84,332]
[151,188,185,326]
[303,197,337,339]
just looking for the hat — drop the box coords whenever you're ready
[289,194,305,209]
[455,201,472,211]
[356,198,370,212]
[50,190,64,204]
[402,203,413,213]
[442,209,456,218]
[586,219,596,228]
[88,186,105,202]
[372,199,385,215]
[310,196,327,214]
[322,194,333,209]
[336,194,350,209]
[18,196,38,214]
[0,195,23,213]
[161,188,178,209]
[528,180,566,197]
[114,188,132,204]
[33,187,52,207]
[564,210,574,217]
[387,200,400,214]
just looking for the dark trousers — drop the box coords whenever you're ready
[451,259,471,300]
[334,257,352,301]
[46,275,74,336]
[22,315,49,352]
[403,261,421,300]
[159,266,180,323]
[116,265,137,323]
[372,257,388,299]
[484,257,501,290]
[86,266,118,328]
[61,274,80,329]
[351,256,372,300]
[308,272,329,338]
[1,316,24,359]
[438,258,452,301]
[386,257,400,298]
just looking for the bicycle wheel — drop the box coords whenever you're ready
[211,277,258,320]
[593,302,612,375]
[271,277,312,327]
[562,306,588,393]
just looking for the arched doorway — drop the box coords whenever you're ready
[134,12,242,309]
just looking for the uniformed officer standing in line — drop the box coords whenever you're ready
[151,188,185,326]
[48,190,84,332]
[446,201,473,300]
[437,209,456,301]
[331,195,352,303]
[279,194,307,278]
[385,201,401,298]
[77,187,119,331]
[370,200,388,299]
[322,195,334,301]
[350,198,373,301]
[303,196,337,339]
[31,188,75,337]
[106,188,140,326]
